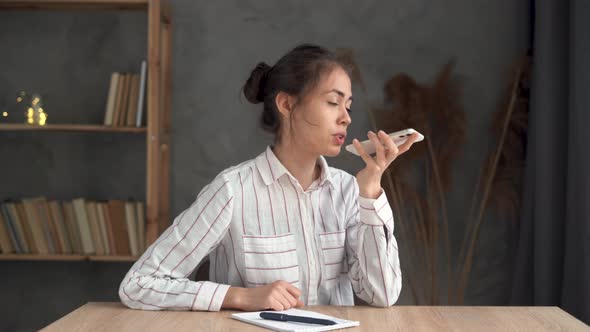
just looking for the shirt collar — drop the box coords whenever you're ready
[254,146,334,189]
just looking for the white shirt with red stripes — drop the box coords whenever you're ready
[119,146,402,311]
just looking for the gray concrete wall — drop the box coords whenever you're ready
[0,1,529,330]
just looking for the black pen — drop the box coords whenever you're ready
[259,312,337,326]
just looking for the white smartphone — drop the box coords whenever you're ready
[345,128,424,156]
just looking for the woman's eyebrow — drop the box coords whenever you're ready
[324,89,353,101]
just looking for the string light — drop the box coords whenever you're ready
[39,111,47,126]
[21,93,48,126]
[7,91,49,125]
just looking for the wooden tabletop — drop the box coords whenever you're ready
[41,302,589,331]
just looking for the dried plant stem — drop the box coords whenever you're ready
[425,188,438,304]
[456,64,523,303]
[426,139,451,305]
[411,185,431,276]
[422,159,438,306]
[384,170,421,304]
[454,162,484,303]
[413,189,431,303]
[407,203,424,303]
[424,159,438,304]
[395,176,429,304]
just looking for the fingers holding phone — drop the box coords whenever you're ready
[397,132,421,154]
[345,128,424,157]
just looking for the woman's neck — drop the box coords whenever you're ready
[271,141,320,191]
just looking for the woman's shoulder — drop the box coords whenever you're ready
[197,159,257,199]
[212,158,257,184]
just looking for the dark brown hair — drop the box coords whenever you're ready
[243,44,351,138]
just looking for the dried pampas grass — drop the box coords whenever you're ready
[336,48,529,305]
[455,53,531,304]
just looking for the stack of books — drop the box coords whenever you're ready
[0,197,145,257]
[104,60,147,127]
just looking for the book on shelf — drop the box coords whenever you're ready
[117,74,131,126]
[0,212,14,253]
[63,201,82,254]
[103,60,147,128]
[16,202,37,253]
[108,200,131,256]
[36,199,58,254]
[0,203,25,253]
[48,200,72,254]
[126,74,140,127]
[103,72,119,126]
[73,198,94,254]
[96,202,110,256]
[22,198,48,254]
[99,202,116,255]
[125,201,139,256]
[0,198,145,257]
[86,201,104,255]
[136,60,147,127]
[110,73,125,127]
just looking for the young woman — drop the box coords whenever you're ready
[119,44,420,312]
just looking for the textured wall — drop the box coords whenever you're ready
[0,1,528,330]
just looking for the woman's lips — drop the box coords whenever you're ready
[333,134,346,145]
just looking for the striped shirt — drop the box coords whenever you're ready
[119,146,402,311]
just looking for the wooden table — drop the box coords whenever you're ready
[41,302,589,331]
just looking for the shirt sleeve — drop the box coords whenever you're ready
[119,175,235,311]
[344,177,402,307]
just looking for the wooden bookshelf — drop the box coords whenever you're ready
[0,254,138,262]
[88,255,138,262]
[0,0,172,262]
[0,124,147,133]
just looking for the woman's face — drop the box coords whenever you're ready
[287,66,353,157]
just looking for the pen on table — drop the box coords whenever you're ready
[259,312,337,326]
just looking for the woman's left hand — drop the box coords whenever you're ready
[353,130,420,199]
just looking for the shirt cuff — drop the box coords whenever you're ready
[358,189,394,230]
[191,281,231,312]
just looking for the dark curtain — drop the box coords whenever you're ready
[511,0,590,324]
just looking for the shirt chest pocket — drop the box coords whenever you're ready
[243,233,301,289]
[319,230,347,288]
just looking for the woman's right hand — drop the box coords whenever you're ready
[221,281,304,311]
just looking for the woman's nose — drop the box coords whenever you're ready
[340,108,351,125]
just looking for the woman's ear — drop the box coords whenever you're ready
[275,91,296,119]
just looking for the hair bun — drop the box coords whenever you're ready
[243,62,271,104]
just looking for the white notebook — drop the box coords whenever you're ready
[231,308,360,332]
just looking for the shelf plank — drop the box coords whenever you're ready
[89,255,138,262]
[0,254,86,261]
[0,123,147,133]
[0,254,138,262]
[0,0,148,11]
